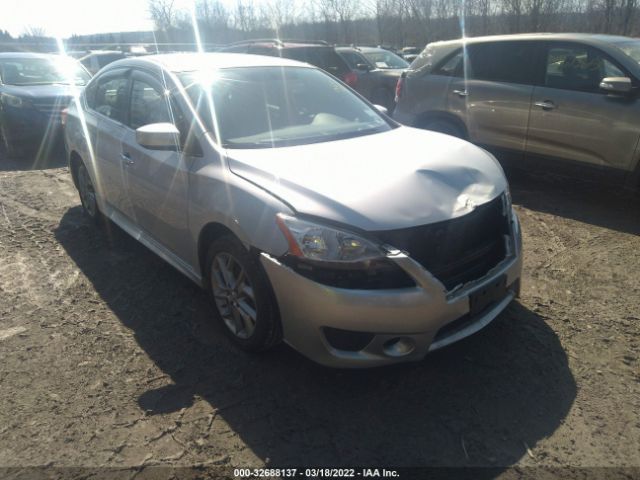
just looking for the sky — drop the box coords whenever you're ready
[0,0,199,38]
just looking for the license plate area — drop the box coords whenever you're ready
[469,275,507,316]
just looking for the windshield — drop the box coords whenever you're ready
[179,66,392,149]
[0,57,90,86]
[362,50,409,69]
[613,40,640,64]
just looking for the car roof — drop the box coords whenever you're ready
[337,46,386,53]
[112,52,313,73]
[430,32,636,49]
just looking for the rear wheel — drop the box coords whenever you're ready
[206,236,281,351]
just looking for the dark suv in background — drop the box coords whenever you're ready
[393,33,640,186]
[218,39,355,85]
[336,46,408,111]
[0,52,91,158]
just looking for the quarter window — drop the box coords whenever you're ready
[129,79,172,130]
[544,46,625,92]
[433,50,463,77]
[91,75,129,123]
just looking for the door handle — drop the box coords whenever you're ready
[453,89,469,97]
[534,100,556,110]
[121,153,135,166]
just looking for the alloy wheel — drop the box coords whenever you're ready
[210,252,258,339]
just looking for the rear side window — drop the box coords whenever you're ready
[468,42,538,85]
[281,47,350,77]
[89,73,129,123]
[544,45,625,92]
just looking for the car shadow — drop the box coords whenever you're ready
[0,141,67,172]
[507,168,640,236]
[55,206,576,473]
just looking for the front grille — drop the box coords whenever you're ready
[374,195,510,291]
[32,97,70,117]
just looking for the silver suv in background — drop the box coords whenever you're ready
[64,53,522,368]
[394,33,640,186]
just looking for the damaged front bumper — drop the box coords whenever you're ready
[260,211,523,368]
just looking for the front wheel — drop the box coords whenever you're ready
[206,236,281,351]
[76,162,101,221]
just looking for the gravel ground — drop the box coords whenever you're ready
[0,153,638,479]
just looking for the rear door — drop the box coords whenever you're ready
[120,70,191,257]
[525,42,640,171]
[88,68,134,217]
[448,41,539,156]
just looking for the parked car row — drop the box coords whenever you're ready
[3,32,640,368]
[216,39,405,111]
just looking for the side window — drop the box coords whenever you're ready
[432,50,463,77]
[129,78,172,130]
[544,46,624,92]
[468,42,538,85]
[340,51,368,70]
[92,74,129,123]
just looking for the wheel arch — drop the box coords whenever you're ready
[197,222,245,282]
[413,110,469,139]
[69,150,83,189]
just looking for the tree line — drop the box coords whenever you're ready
[147,0,639,48]
[0,0,637,54]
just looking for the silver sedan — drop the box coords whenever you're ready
[64,53,522,367]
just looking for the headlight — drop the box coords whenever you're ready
[1,93,26,108]
[276,214,385,262]
[503,186,513,215]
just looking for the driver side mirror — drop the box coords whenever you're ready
[356,63,372,72]
[600,77,633,95]
[136,123,180,150]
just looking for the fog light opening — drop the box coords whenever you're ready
[383,337,415,357]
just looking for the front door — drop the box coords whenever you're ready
[526,42,640,171]
[120,70,190,258]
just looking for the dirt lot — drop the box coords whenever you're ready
[0,152,639,479]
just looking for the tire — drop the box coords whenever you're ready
[0,124,23,159]
[206,235,282,351]
[422,118,465,139]
[76,161,102,222]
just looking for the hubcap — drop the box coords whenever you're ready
[78,166,97,217]
[210,252,257,339]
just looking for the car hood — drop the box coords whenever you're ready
[1,84,79,101]
[226,127,507,231]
